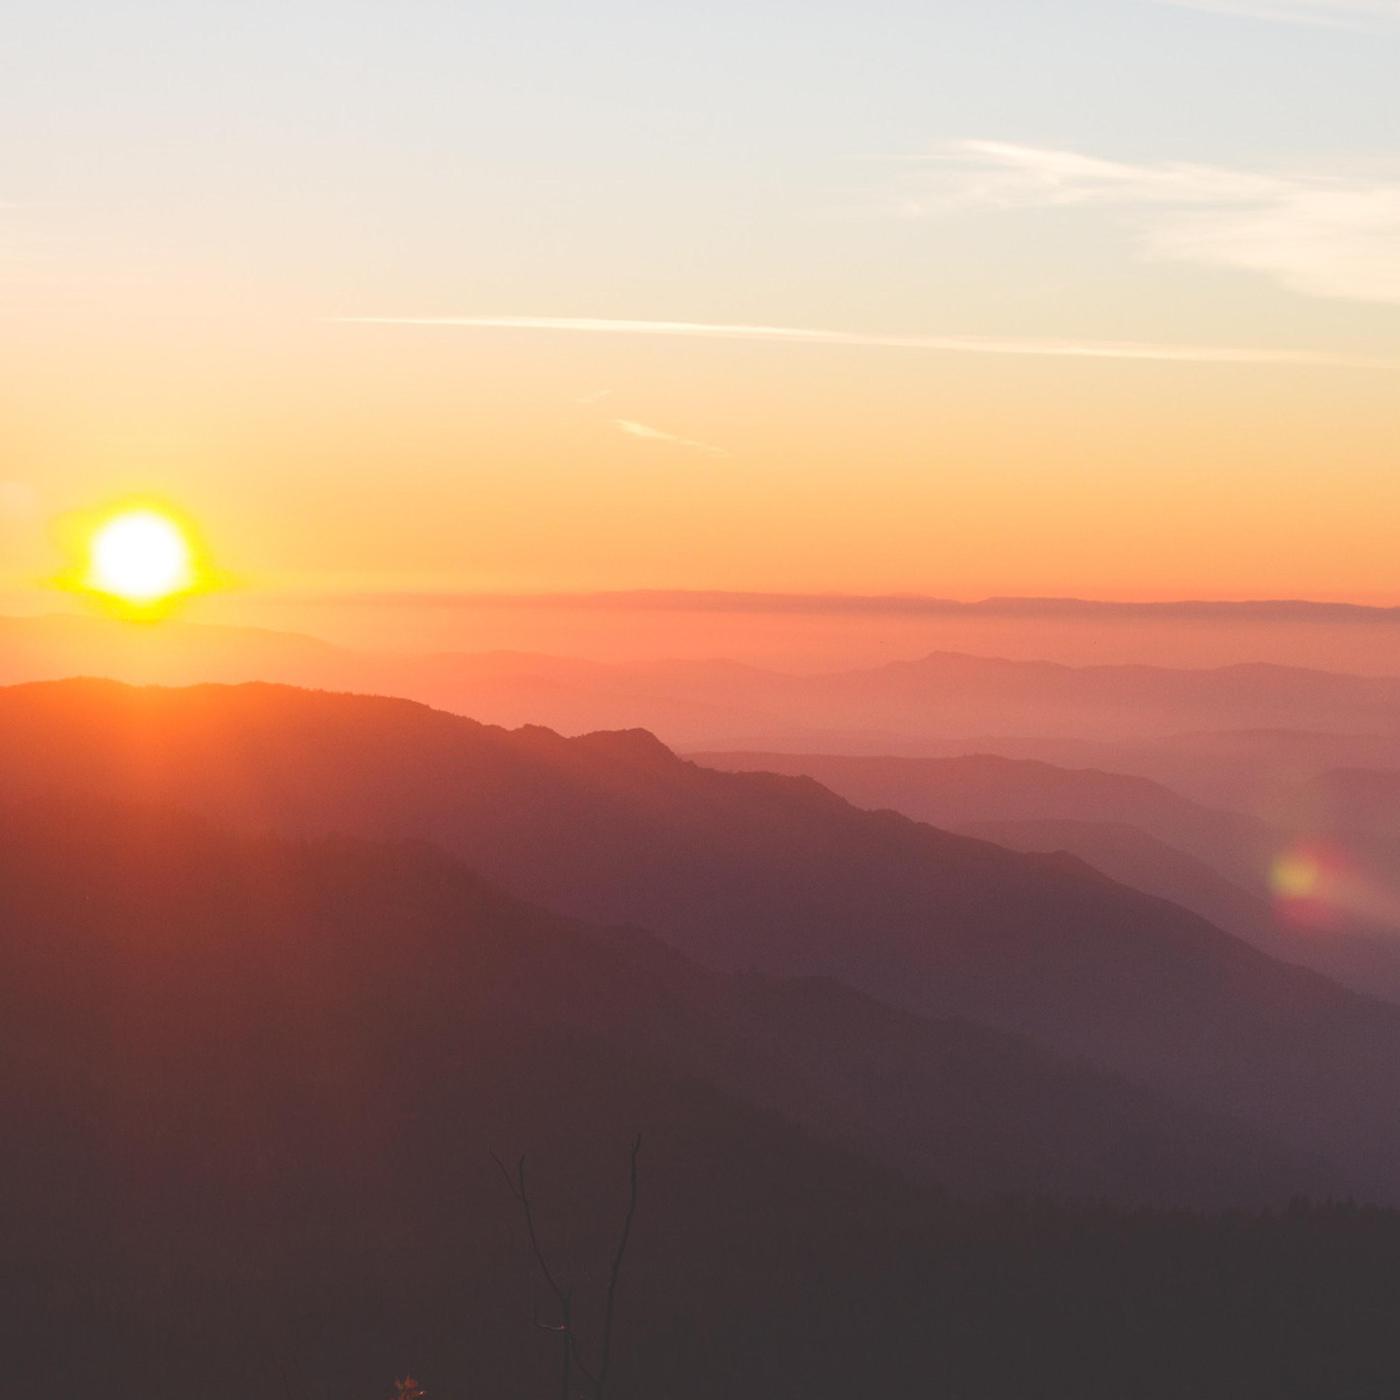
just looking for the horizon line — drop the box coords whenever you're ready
[245,588,1400,622]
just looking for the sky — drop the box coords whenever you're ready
[3,0,1400,619]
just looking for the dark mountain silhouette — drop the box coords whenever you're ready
[8,799,1400,1397]
[0,796,1315,1211]
[0,800,945,1398]
[8,678,1400,1202]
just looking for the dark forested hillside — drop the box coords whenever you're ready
[6,799,1400,1398]
[6,679,1400,1201]
[1,796,1316,1209]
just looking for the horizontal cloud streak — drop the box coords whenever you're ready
[615,419,728,456]
[337,316,1400,372]
[900,142,1400,307]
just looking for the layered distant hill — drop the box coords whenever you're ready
[1289,766,1400,841]
[7,678,1400,1205]
[6,798,1400,1398]
[690,751,1272,870]
[6,613,1400,774]
[692,750,1400,1001]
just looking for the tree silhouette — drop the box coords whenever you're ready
[491,1134,642,1400]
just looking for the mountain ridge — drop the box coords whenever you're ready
[8,677,1400,1199]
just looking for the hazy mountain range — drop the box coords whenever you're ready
[692,750,1400,1001]
[6,612,1400,775]
[5,677,1400,1197]
[6,621,1400,1396]
[7,794,1399,1398]
[9,674,1400,1394]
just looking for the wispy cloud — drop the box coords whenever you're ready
[614,418,728,456]
[338,314,1400,371]
[898,141,1400,307]
[1159,0,1400,30]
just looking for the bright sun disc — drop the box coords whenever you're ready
[86,510,196,605]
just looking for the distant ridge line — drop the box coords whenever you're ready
[278,589,1400,623]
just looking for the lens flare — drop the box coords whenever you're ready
[1271,850,1322,901]
[1269,841,1355,930]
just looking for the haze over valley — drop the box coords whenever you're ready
[7,0,1400,1392]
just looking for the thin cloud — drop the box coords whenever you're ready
[1159,0,1400,29]
[337,315,1400,371]
[614,418,728,456]
[900,141,1400,307]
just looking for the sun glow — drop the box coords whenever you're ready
[84,509,198,607]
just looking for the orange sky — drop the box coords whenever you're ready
[5,317,1398,616]
[3,0,1399,629]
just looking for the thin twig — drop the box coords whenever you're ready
[594,1133,642,1400]
[490,1149,600,1389]
[490,1137,642,1397]
[490,1153,569,1309]
[559,1289,573,1400]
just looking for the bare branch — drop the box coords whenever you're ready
[490,1147,600,1391]
[558,1290,573,1400]
[488,1150,521,1200]
[490,1135,640,1399]
[594,1134,642,1400]
[498,1153,570,1309]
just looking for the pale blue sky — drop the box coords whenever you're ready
[5,0,1398,329]
[4,0,1400,606]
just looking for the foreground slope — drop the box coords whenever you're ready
[5,801,1400,1398]
[3,797,1305,1207]
[0,803,943,1398]
[6,679,1400,1198]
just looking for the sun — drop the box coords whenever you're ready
[84,509,198,607]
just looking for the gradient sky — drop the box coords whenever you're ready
[4,0,1400,614]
